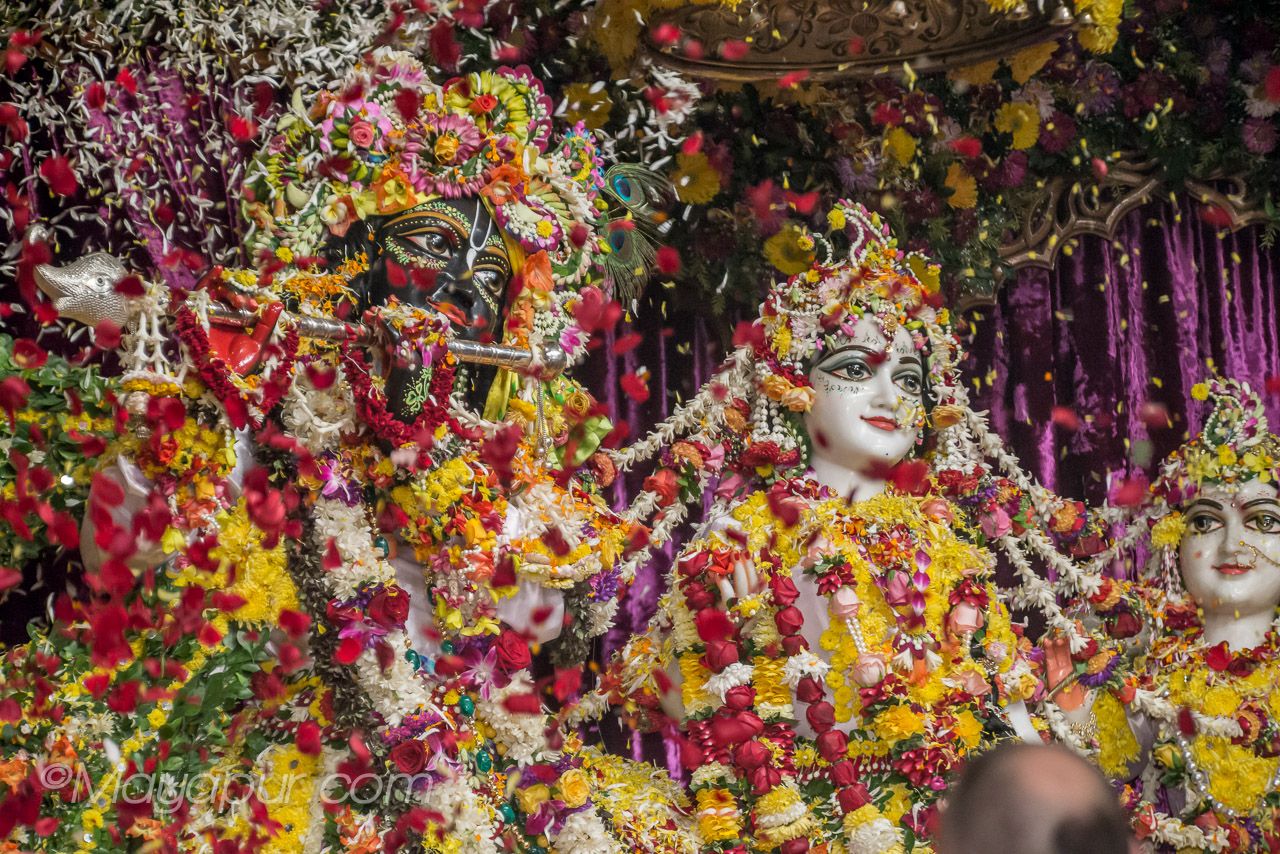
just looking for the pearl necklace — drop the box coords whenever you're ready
[1173,727,1280,819]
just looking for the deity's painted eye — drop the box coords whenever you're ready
[1249,512,1280,533]
[1187,512,1222,535]
[404,230,453,259]
[896,371,923,396]
[822,358,871,382]
[472,265,507,297]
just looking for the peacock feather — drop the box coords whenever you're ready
[600,164,673,303]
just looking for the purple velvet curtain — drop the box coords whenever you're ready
[966,198,1280,505]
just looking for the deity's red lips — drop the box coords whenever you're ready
[1214,563,1252,576]
[861,415,899,432]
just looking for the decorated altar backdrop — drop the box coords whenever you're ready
[966,199,1280,504]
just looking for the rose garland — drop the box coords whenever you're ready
[173,302,301,428]
[337,335,464,450]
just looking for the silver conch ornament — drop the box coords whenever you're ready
[34,252,135,328]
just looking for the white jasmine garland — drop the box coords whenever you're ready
[585,599,619,638]
[702,662,753,703]
[312,498,395,598]
[478,676,551,765]
[846,816,904,854]
[689,762,733,789]
[419,776,501,854]
[552,808,624,854]
[782,651,829,687]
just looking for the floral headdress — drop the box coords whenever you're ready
[743,200,963,472]
[242,49,667,356]
[1152,378,1280,506]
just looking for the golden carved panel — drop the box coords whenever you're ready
[643,0,1075,81]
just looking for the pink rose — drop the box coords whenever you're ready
[958,669,992,697]
[349,121,375,148]
[980,506,1012,539]
[851,653,887,688]
[828,586,860,619]
[947,602,985,636]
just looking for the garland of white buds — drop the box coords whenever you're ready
[1128,687,1245,741]
[1039,700,1094,757]
[607,347,753,472]
[998,533,1091,650]
[617,466,715,584]
[1140,813,1230,852]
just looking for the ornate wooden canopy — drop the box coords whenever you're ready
[642,0,1076,82]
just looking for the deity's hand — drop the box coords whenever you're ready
[717,557,765,606]
[360,307,410,369]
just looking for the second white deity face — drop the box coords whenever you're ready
[803,315,926,478]
[1180,479,1280,622]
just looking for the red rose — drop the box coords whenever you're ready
[781,635,808,655]
[1107,610,1141,639]
[816,729,847,762]
[495,629,532,672]
[1204,643,1232,673]
[703,639,739,673]
[724,685,755,711]
[733,740,770,770]
[367,586,410,629]
[678,552,711,577]
[680,737,704,770]
[642,469,680,507]
[836,783,871,814]
[829,760,857,787]
[1070,637,1099,662]
[389,739,427,774]
[695,608,736,644]
[774,606,804,637]
[709,711,764,747]
[469,94,499,114]
[795,677,824,704]
[779,838,810,854]
[769,575,799,606]
[750,765,782,795]
[806,701,835,733]
[685,586,714,610]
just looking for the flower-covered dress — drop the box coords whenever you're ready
[1089,601,1280,853]
[657,477,1040,853]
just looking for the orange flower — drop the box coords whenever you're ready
[372,162,417,214]
[0,758,27,793]
[480,163,527,207]
[523,251,555,295]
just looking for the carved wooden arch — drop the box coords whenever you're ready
[974,158,1272,309]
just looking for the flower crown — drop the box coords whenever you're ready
[241,49,666,306]
[752,200,961,416]
[1152,377,1280,506]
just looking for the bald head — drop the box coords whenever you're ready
[937,743,1130,854]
